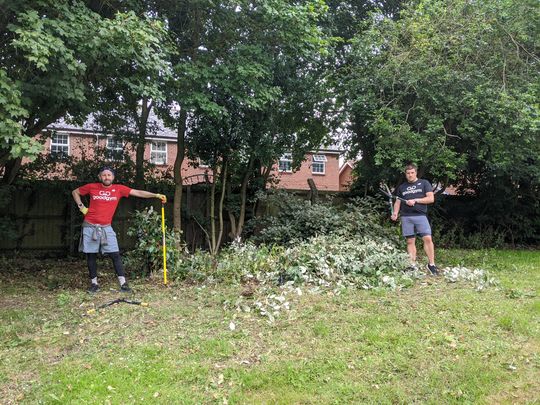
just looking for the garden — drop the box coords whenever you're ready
[1,194,539,403]
[1,0,539,403]
[1,248,538,403]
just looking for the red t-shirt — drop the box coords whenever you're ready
[78,183,132,225]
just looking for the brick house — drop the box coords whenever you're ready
[40,117,352,191]
[338,161,355,192]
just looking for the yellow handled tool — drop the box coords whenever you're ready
[161,201,167,285]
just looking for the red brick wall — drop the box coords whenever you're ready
[339,164,354,191]
[33,133,343,190]
[271,152,341,192]
[34,132,211,182]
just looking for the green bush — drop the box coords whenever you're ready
[125,207,185,277]
[431,221,506,249]
[248,191,398,245]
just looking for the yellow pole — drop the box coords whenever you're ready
[161,202,167,285]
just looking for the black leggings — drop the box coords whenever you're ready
[86,252,125,279]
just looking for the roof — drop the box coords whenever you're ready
[339,161,355,175]
[47,111,177,140]
[47,114,344,153]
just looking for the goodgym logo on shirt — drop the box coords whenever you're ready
[402,183,424,196]
[93,190,118,201]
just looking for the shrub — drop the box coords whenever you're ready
[248,190,398,245]
[125,207,185,277]
[431,221,506,249]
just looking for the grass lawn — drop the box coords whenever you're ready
[0,249,538,404]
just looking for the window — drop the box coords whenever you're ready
[279,153,292,172]
[50,133,69,158]
[150,141,167,165]
[106,137,124,161]
[311,154,327,174]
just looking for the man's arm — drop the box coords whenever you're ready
[72,188,88,215]
[391,199,400,221]
[72,188,83,206]
[407,191,435,206]
[129,189,167,202]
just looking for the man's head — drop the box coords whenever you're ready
[98,166,115,186]
[404,163,418,183]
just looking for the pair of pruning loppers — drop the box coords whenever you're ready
[379,184,423,215]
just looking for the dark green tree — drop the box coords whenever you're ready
[345,0,539,241]
[0,0,169,184]
[154,0,331,249]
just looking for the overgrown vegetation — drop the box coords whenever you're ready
[125,191,412,290]
[0,249,538,403]
[125,207,184,278]
[344,0,539,244]
[248,191,396,245]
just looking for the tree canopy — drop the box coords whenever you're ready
[344,0,539,240]
[0,0,169,184]
[2,0,538,244]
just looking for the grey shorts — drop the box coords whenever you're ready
[401,216,432,239]
[79,225,119,254]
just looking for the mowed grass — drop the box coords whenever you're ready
[0,249,538,404]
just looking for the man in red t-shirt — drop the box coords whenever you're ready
[72,167,167,293]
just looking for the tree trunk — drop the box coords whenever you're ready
[1,157,23,185]
[209,170,217,255]
[216,160,228,249]
[134,98,153,189]
[173,109,187,232]
[230,157,254,240]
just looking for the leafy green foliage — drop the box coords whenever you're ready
[0,0,170,183]
[156,0,333,243]
[345,0,540,243]
[0,70,41,160]
[125,207,184,277]
[176,189,409,288]
[248,191,397,245]
[175,237,410,289]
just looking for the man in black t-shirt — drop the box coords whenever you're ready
[391,164,439,275]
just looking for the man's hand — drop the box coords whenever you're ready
[391,213,398,221]
[406,199,416,207]
[79,206,88,215]
[155,194,167,203]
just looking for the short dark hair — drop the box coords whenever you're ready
[99,166,115,176]
[405,163,417,172]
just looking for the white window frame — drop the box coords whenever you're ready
[278,153,293,173]
[150,141,167,165]
[106,137,125,161]
[50,133,69,158]
[311,154,327,175]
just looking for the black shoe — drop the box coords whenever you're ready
[88,283,100,293]
[427,264,440,276]
[120,283,132,293]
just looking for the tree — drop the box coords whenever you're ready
[182,0,331,249]
[154,0,331,245]
[345,0,539,241]
[0,0,169,184]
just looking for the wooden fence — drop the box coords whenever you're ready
[0,182,343,255]
[0,184,223,255]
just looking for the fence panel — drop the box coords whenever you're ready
[0,185,213,254]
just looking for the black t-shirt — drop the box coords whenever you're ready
[396,179,433,216]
